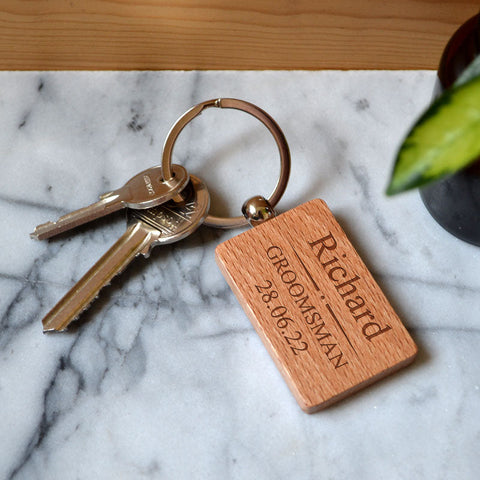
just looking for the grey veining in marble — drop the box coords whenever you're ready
[1,71,479,480]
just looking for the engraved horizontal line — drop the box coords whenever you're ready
[325,303,359,357]
[290,244,320,291]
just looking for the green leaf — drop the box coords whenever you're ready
[387,73,480,195]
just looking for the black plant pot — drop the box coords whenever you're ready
[420,163,480,245]
[420,13,480,245]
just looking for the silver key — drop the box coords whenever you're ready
[41,175,210,332]
[31,164,189,240]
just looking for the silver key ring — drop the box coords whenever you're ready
[161,98,291,229]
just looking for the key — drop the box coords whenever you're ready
[31,164,189,240]
[41,175,210,332]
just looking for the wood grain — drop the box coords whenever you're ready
[216,199,417,412]
[0,0,477,70]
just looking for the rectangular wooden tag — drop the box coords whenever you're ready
[215,199,417,413]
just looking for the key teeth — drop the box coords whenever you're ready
[43,305,91,332]
[43,309,83,333]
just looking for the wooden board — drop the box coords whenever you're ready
[0,0,477,70]
[216,199,417,412]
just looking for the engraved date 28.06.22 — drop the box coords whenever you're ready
[255,280,308,355]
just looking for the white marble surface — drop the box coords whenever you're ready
[1,71,479,479]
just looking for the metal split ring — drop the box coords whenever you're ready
[161,98,291,229]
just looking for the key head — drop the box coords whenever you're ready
[128,174,210,248]
[110,164,190,209]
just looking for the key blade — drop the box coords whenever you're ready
[41,175,210,332]
[31,164,189,240]
[42,222,159,332]
[30,195,123,240]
